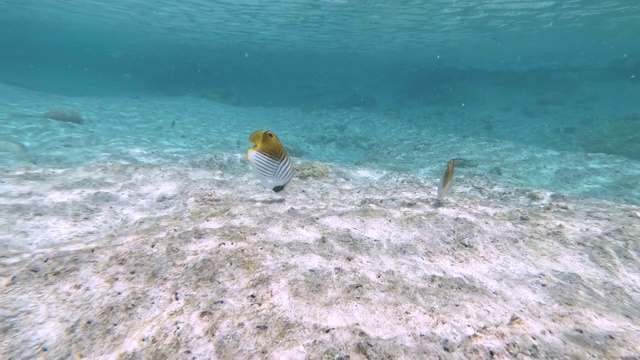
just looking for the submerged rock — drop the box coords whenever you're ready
[451,158,478,168]
[294,162,330,179]
[0,140,27,153]
[42,108,84,124]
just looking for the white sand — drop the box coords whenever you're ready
[1,84,640,359]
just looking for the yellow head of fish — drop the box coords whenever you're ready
[247,130,293,192]
[247,130,287,161]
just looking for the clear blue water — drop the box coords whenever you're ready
[1,0,639,201]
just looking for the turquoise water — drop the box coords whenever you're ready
[2,3,640,359]
[1,0,639,201]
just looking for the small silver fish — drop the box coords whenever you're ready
[437,159,455,201]
[247,130,293,193]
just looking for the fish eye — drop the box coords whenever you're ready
[267,132,274,138]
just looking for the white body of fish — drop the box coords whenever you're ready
[247,150,293,192]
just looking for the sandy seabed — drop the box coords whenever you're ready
[1,84,640,359]
[1,156,639,359]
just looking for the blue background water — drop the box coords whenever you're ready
[3,4,640,359]
[1,1,639,192]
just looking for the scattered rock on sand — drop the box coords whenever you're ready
[42,108,84,124]
[0,140,27,153]
[451,158,478,168]
[295,162,330,179]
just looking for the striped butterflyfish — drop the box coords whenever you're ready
[437,159,455,201]
[247,130,293,193]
